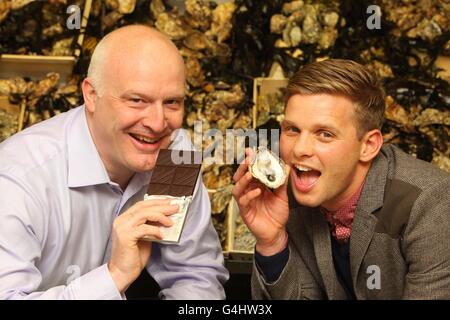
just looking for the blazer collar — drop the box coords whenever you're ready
[355,147,389,215]
[350,148,389,296]
[310,209,347,299]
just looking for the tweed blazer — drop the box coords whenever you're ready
[252,144,450,299]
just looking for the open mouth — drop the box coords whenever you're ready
[129,133,162,145]
[293,164,322,190]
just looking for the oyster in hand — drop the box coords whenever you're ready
[249,147,287,189]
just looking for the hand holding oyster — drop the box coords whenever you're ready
[232,147,290,256]
[248,146,288,189]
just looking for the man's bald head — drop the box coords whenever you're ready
[87,25,184,96]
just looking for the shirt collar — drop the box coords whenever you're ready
[67,105,111,188]
[320,181,365,226]
[66,108,190,190]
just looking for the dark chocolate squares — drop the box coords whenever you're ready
[147,149,202,197]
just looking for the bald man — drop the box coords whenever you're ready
[0,25,229,299]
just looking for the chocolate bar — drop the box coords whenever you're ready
[142,149,202,244]
[147,149,202,197]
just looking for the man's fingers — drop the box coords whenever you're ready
[124,199,173,218]
[233,161,249,182]
[135,224,163,240]
[233,148,255,182]
[232,171,254,199]
[129,204,179,226]
[238,187,261,209]
[145,215,174,228]
[245,147,255,159]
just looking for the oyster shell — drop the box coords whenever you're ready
[210,185,233,215]
[185,0,212,31]
[282,1,304,15]
[0,1,10,24]
[384,95,410,127]
[11,0,34,11]
[249,147,287,189]
[117,0,136,14]
[185,57,205,87]
[270,14,287,34]
[183,31,210,51]
[0,108,18,143]
[207,1,236,44]
[155,12,187,40]
[150,0,165,17]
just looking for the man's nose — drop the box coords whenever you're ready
[142,102,167,133]
[293,133,314,158]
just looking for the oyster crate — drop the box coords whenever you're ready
[252,77,288,128]
[222,76,289,260]
[225,197,255,261]
[207,188,230,257]
[0,0,92,82]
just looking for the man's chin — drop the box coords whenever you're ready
[292,191,324,208]
[128,156,159,173]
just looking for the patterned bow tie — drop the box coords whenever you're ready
[321,205,355,241]
[320,183,364,241]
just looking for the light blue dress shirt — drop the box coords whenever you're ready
[0,105,229,299]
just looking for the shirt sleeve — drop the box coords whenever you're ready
[0,175,123,300]
[146,177,229,299]
[254,246,290,283]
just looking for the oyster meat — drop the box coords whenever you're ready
[249,147,287,189]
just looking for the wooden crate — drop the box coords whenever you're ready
[252,77,288,129]
[225,197,255,261]
[0,0,92,83]
[207,188,230,257]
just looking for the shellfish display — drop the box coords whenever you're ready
[249,147,288,189]
[0,73,81,129]
[0,0,84,55]
[1,0,449,253]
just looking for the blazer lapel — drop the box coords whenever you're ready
[311,209,346,299]
[349,207,378,297]
[350,150,389,297]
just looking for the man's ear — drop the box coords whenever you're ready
[82,78,97,113]
[360,129,383,163]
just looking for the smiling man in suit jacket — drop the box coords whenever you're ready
[232,59,450,299]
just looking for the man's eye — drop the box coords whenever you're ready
[319,131,333,139]
[129,98,144,104]
[164,99,183,108]
[283,126,299,133]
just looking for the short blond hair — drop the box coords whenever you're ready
[286,59,385,138]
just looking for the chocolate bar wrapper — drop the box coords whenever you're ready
[141,194,192,244]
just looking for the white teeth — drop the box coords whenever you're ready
[295,165,312,172]
[134,134,159,143]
